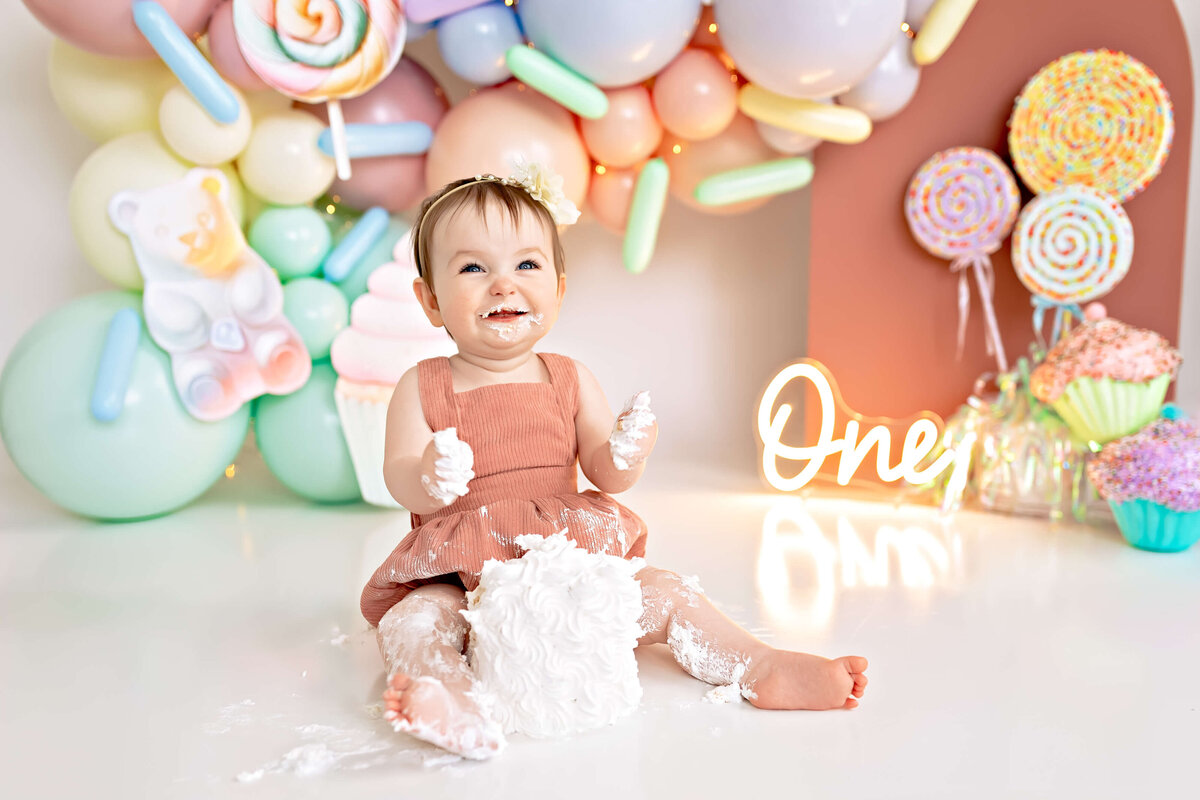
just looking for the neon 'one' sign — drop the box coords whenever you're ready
[757,359,973,492]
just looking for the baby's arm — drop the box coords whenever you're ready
[574,360,658,493]
[382,367,475,514]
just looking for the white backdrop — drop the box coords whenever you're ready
[0,3,1196,496]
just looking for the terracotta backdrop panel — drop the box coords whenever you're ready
[806,0,1193,433]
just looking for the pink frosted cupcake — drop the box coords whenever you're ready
[1030,307,1180,445]
[331,234,454,507]
[1087,417,1200,552]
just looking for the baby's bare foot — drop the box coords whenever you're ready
[383,673,506,760]
[742,652,869,710]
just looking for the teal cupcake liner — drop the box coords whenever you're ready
[1109,498,1200,553]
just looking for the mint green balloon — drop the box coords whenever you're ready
[254,362,360,503]
[0,292,250,520]
[282,277,349,361]
[249,206,333,280]
[334,216,410,304]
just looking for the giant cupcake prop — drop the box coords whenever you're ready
[330,232,454,507]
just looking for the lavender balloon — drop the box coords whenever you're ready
[518,0,702,88]
[713,0,903,99]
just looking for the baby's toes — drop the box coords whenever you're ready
[841,696,859,710]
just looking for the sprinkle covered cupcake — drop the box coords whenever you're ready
[1087,417,1200,552]
[331,232,454,507]
[1030,306,1181,445]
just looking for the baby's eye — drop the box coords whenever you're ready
[459,263,483,273]
[517,259,541,270]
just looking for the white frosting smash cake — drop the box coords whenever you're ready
[463,533,646,738]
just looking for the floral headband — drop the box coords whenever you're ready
[421,158,581,229]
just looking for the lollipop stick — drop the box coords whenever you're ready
[326,99,353,181]
[971,256,1008,373]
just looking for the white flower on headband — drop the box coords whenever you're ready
[505,156,581,226]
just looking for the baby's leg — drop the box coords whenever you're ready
[377,584,505,759]
[636,567,868,710]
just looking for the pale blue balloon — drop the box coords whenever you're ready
[282,277,349,361]
[254,362,360,503]
[517,0,701,88]
[437,1,523,86]
[0,292,249,520]
[334,216,411,304]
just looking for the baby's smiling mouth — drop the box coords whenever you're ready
[480,306,530,322]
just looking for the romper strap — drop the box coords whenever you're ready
[417,357,460,431]
[539,352,580,420]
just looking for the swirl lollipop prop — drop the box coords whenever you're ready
[1011,185,1134,345]
[905,147,1020,372]
[1009,50,1174,203]
[233,0,407,180]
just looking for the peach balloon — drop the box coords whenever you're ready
[658,113,777,215]
[22,0,220,59]
[587,167,638,233]
[207,0,268,92]
[425,83,590,211]
[652,49,738,141]
[579,86,663,169]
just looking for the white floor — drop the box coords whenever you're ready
[2,455,1198,799]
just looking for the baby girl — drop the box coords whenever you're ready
[360,164,868,759]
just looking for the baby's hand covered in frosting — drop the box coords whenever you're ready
[609,391,656,471]
[422,428,475,505]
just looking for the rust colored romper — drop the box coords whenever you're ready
[360,353,648,627]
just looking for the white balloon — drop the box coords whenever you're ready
[906,0,938,29]
[838,32,922,121]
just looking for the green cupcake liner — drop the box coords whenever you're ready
[1051,374,1170,445]
[1109,498,1200,553]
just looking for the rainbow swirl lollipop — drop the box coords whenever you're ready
[1009,50,1174,203]
[1012,185,1133,305]
[906,147,1020,371]
[233,0,407,178]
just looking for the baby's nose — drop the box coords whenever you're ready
[490,275,516,293]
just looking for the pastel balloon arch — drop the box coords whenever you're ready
[2,0,978,520]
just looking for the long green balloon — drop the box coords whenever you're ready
[505,45,609,119]
[623,158,670,275]
[694,157,814,206]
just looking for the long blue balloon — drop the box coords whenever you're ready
[317,122,435,159]
[90,309,142,423]
[323,207,391,283]
[133,1,240,124]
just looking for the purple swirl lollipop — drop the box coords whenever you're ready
[905,147,1020,371]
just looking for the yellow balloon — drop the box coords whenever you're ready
[912,0,978,66]
[69,131,191,288]
[738,84,873,145]
[236,110,336,205]
[159,84,252,166]
[48,39,176,142]
[243,89,294,120]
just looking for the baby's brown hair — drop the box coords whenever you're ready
[411,177,567,288]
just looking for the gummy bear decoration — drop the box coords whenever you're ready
[109,168,311,421]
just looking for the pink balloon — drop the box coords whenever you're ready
[22,0,220,59]
[658,114,777,215]
[425,83,590,212]
[207,0,267,91]
[579,86,662,169]
[307,58,450,213]
[652,49,738,141]
[586,167,638,233]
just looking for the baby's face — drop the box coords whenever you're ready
[419,198,565,358]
